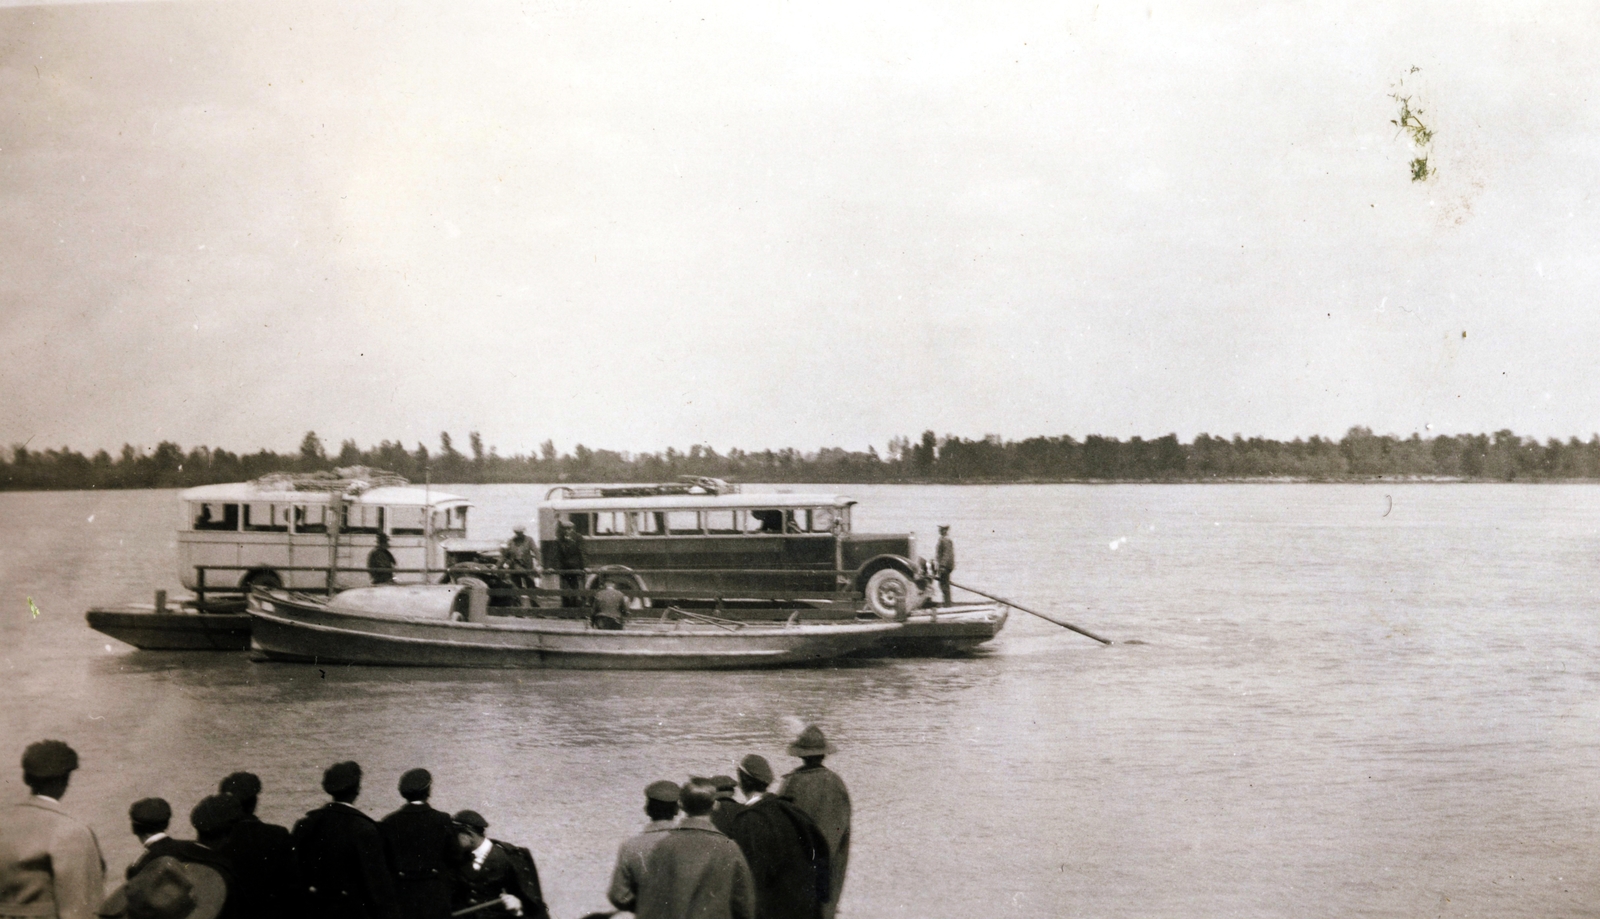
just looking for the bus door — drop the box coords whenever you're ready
[779,508,839,592]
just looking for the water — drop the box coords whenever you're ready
[3,484,1598,918]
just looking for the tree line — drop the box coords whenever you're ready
[6,427,1600,491]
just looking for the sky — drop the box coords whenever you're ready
[1,0,1597,457]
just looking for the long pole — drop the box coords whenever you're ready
[949,580,1112,645]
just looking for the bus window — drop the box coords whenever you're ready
[344,505,385,535]
[812,507,838,532]
[633,511,664,535]
[243,503,289,533]
[784,509,810,534]
[433,506,468,535]
[594,511,628,537]
[703,509,738,534]
[748,510,783,534]
[193,503,239,531]
[294,505,329,534]
[666,511,700,535]
[391,506,426,536]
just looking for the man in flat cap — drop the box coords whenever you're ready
[451,811,548,919]
[183,795,245,919]
[934,525,956,606]
[725,755,830,919]
[0,740,105,919]
[708,775,744,836]
[125,798,185,879]
[634,781,753,919]
[501,525,541,593]
[606,781,679,913]
[215,772,297,919]
[291,761,399,919]
[778,726,851,919]
[380,769,458,919]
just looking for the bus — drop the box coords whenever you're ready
[177,470,471,594]
[535,479,929,617]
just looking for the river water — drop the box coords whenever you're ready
[2,483,1598,918]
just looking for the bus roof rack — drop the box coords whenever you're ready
[545,476,740,501]
[253,467,410,495]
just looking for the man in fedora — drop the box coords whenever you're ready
[0,739,105,919]
[291,761,399,919]
[98,856,227,919]
[606,780,679,914]
[380,769,458,919]
[934,525,956,606]
[215,772,297,919]
[779,726,851,919]
[725,756,830,919]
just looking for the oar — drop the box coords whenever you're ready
[949,580,1112,645]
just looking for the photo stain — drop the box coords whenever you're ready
[27,596,41,619]
[1391,68,1435,182]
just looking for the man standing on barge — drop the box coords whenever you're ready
[934,525,956,606]
[555,520,585,608]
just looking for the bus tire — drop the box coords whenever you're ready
[241,570,282,594]
[864,568,915,620]
[589,572,651,610]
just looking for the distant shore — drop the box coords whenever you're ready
[6,428,1598,490]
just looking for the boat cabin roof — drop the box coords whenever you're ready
[181,482,469,508]
[544,492,854,511]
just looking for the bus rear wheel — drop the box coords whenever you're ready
[590,572,651,610]
[864,568,915,620]
[241,571,282,594]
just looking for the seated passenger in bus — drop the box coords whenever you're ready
[752,510,784,534]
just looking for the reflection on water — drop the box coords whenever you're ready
[4,484,1600,917]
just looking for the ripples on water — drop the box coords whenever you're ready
[3,484,1598,918]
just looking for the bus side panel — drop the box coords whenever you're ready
[238,533,292,589]
[178,535,241,592]
[388,537,429,585]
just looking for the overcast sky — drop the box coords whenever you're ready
[2,0,1596,457]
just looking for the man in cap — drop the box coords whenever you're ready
[725,755,830,919]
[554,520,585,607]
[0,740,105,919]
[450,811,548,919]
[290,761,399,919]
[183,795,245,919]
[708,776,743,836]
[605,781,679,913]
[368,533,397,585]
[125,798,185,879]
[501,525,541,592]
[380,769,458,919]
[778,726,852,919]
[934,525,956,606]
[634,781,753,919]
[215,772,298,919]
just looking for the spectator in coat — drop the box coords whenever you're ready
[606,781,680,913]
[216,772,298,919]
[635,782,753,919]
[555,521,585,608]
[779,727,852,919]
[0,740,105,919]
[725,756,830,919]
[380,769,459,919]
[451,810,549,919]
[125,798,185,879]
[368,534,397,585]
[291,761,400,919]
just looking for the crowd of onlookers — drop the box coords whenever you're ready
[0,725,850,919]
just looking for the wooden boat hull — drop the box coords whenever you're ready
[86,606,253,651]
[247,588,900,670]
[863,603,1009,656]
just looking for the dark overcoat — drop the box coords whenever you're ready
[453,840,548,919]
[725,796,831,919]
[219,815,300,919]
[291,803,400,919]
[379,803,459,919]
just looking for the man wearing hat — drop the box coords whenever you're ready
[182,796,245,919]
[934,524,956,606]
[708,776,743,836]
[215,772,297,919]
[125,799,185,880]
[450,810,548,919]
[554,520,585,607]
[380,769,458,919]
[368,533,397,585]
[0,740,105,919]
[501,525,541,592]
[778,727,851,919]
[291,761,399,919]
[606,781,679,913]
[634,781,752,919]
[725,756,830,919]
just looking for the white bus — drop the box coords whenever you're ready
[177,470,470,594]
